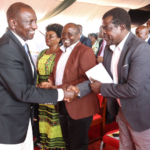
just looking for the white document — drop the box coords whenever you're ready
[85,63,113,83]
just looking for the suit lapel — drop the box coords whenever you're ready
[117,32,134,81]
[6,30,34,79]
[103,46,113,79]
[27,45,37,80]
[63,42,81,82]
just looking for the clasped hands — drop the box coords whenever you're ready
[38,79,79,103]
[38,77,101,103]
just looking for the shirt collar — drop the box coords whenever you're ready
[60,41,79,53]
[11,30,27,46]
[145,37,149,42]
[110,32,130,52]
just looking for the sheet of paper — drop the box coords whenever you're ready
[85,63,113,83]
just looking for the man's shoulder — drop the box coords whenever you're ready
[129,34,149,51]
[76,42,92,51]
[84,36,91,42]
[81,35,90,41]
[0,33,19,50]
[0,34,10,48]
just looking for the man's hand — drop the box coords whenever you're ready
[96,56,103,63]
[66,85,80,94]
[63,85,77,102]
[39,79,53,89]
[89,77,101,94]
[33,118,37,121]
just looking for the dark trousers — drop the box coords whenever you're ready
[33,104,40,139]
[58,101,93,150]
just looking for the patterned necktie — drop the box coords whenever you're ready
[98,40,105,56]
[24,43,31,58]
[111,47,121,107]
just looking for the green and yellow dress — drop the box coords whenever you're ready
[37,49,65,150]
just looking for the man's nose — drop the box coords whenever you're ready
[32,22,38,29]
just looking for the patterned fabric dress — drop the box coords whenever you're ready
[37,49,65,150]
[92,38,102,55]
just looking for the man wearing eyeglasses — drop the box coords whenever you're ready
[46,23,100,150]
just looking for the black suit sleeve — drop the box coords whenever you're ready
[0,44,58,105]
[85,38,92,48]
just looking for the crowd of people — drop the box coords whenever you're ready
[0,2,150,150]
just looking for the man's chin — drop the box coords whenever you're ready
[64,43,70,48]
[28,35,34,40]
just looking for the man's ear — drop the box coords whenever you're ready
[9,18,17,30]
[120,24,126,31]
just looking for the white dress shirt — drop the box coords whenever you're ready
[55,41,79,86]
[110,32,130,106]
[11,30,64,101]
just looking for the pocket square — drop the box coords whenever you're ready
[123,64,128,67]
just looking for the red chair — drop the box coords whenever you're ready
[100,129,119,150]
[89,95,107,144]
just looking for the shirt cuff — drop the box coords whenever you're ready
[78,93,80,97]
[57,89,64,101]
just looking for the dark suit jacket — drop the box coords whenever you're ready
[0,30,58,144]
[49,42,100,120]
[101,32,150,132]
[80,35,92,48]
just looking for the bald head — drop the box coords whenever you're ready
[7,2,33,22]
[136,26,149,40]
[64,23,80,33]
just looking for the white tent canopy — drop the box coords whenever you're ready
[0,0,149,37]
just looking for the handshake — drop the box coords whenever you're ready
[38,79,80,103]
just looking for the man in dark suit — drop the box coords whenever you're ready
[77,24,92,48]
[46,23,99,150]
[136,25,150,44]
[0,2,75,150]
[68,8,150,150]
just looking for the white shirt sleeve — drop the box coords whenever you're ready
[57,89,64,101]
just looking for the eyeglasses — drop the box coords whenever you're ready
[61,32,79,37]
[102,26,112,32]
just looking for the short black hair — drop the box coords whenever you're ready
[46,23,63,44]
[7,2,32,21]
[102,7,131,31]
[90,33,97,40]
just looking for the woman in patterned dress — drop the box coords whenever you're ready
[90,33,101,55]
[37,23,65,150]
